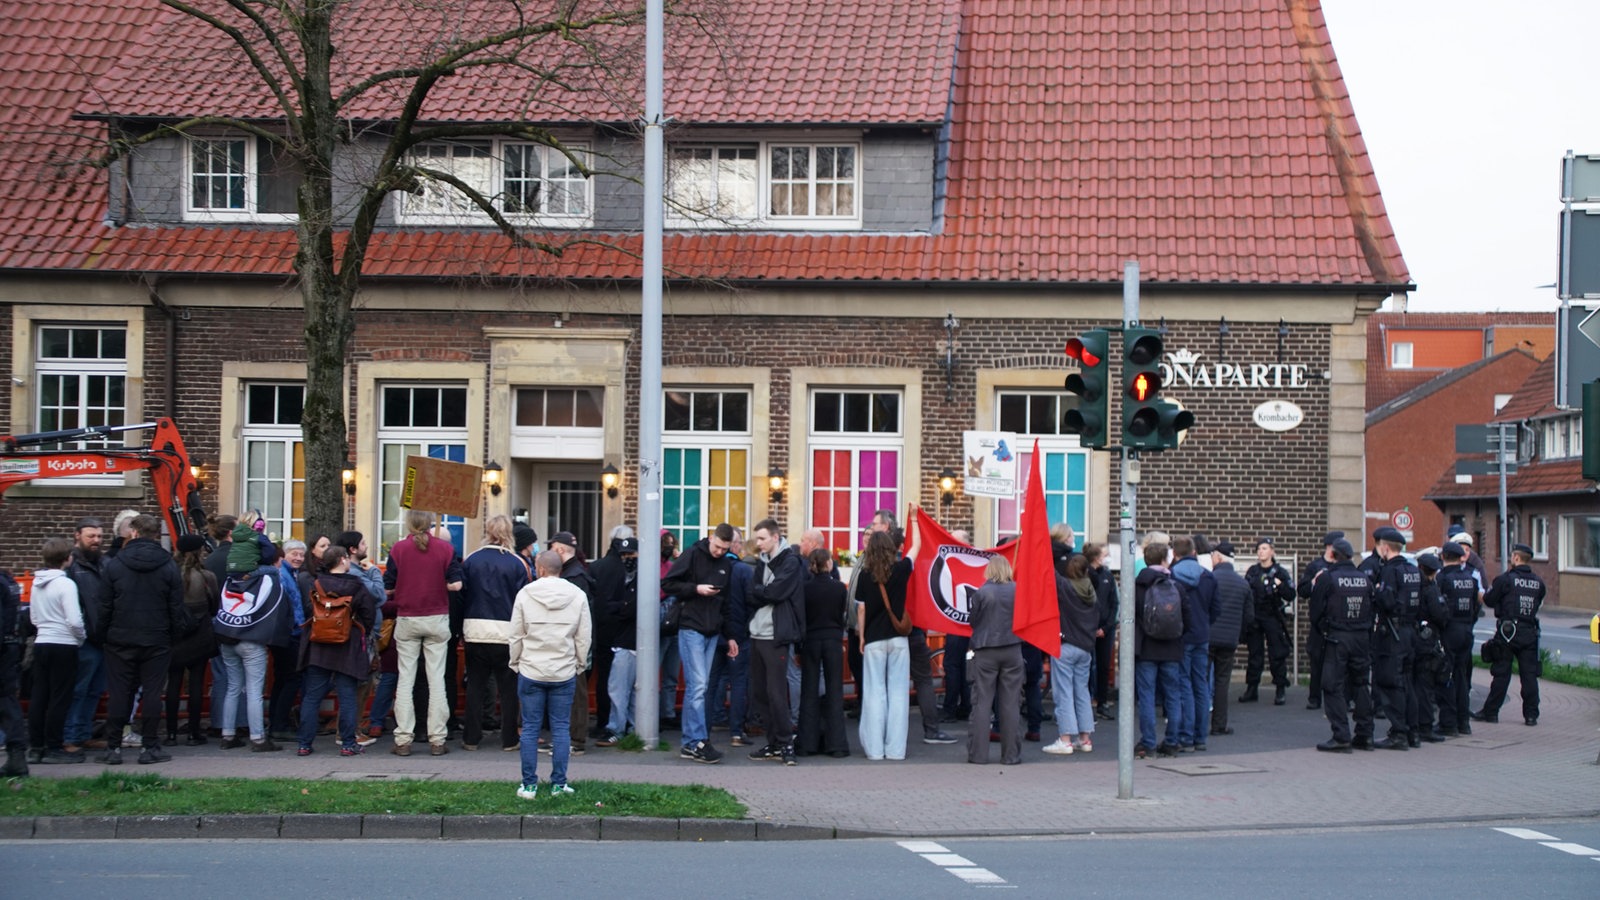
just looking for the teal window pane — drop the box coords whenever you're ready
[664,487,682,524]
[1066,495,1085,536]
[1046,495,1064,526]
[1044,453,1064,492]
[664,449,683,485]
[1066,452,1086,491]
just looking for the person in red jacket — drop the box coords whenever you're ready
[384,510,463,757]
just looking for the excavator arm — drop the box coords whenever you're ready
[0,418,207,540]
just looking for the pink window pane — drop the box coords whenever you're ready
[996,451,1030,538]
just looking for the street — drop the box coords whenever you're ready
[1476,610,1600,669]
[4,821,1598,896]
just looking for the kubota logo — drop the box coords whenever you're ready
[45,458,104,473]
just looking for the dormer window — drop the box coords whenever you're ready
[185,134,298,223]
[397,139,592,226]
[667,141,862,230]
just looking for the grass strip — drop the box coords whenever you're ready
[0,772,745,819]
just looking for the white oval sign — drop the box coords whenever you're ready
[1253,400,1304,432]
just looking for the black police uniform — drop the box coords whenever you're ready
[1372,553,1420,747]
[1310,559,1374,749]
[1241,558,1294,702]
[1434,563,1480,734]
[1298,553,1333,708]
[1478,562,1546,724]
[1409,570,1448,742]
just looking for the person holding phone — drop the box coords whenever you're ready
[660,523,737,764]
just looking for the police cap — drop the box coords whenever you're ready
[1372,526,1405,545]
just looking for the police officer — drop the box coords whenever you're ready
[1242,539,1294,705]
[1473,543,1546,726]
[1311,539,1375,752]
[1297,531,1342,710]
[1433,542,1480,737]
[1370,526,1419,749]
[1410,553,1448,744]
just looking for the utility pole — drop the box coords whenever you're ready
[1116,260,1140,800]
[634,0,664,749]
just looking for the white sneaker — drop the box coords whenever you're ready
[516,784,538,800]
[1042,738,1075,755]
[549,783,574,796]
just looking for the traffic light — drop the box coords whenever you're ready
[1584,380,1599,482]
[1063,329,1110,448]
[1120,327,1195,450]
[1121,327,1165,449]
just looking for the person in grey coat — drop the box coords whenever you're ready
[966,555,1024,765]
[1207,541,1255,736]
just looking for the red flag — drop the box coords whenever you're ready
[1011,440,1061,657]
[903,506,986,636]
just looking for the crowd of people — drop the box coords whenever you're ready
[0,506,1549,792]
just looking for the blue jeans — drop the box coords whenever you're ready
[219,640,269,740]
[369,672,398,732]
[1135,659,1182,750]
[518,675,575,788]
[209,656,247,729]
[786,654,802,724]
[1051,642,1095,737]
[677,630,718,746]
[64,642,105,745]
[1180,643,1212,745]
[298,666,358,749]
[606,648,636,735]
[709,639,749,735]
[858,637,910,760]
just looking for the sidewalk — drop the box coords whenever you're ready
[11,671,1600,838]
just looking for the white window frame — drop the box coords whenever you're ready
[396,138,592,227]
[666,140,862,231]
[1530,514,1549,561]
[184,133,296,224]
[807,389,903,553]
[662,387,754,546]
[1559,513,1600,574]
[992,390,1089,547]
[1390,341,1414,369]
[375,383,470,561]
[32,324,129,487]
[240,382,306,543]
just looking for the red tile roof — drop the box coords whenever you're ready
[1493,353,1560,423]
[1424,458,1593,502]
[0,0,1411,288]
[1365,311,1554,410]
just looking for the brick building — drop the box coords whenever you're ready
[1365,348,1540,549]
[1366,311,1554,411]
[1425,354,1599,610]
[0,0,1410,583]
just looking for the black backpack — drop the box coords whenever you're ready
[1141,573,1184,641]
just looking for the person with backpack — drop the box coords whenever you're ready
[1133,540,1188,759]
[294,545,378,756]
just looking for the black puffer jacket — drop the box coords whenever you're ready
[1208,563,1255,649]
[98,537,190,648]
[68,549,111,645]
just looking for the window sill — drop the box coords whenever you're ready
[7,483,146,500]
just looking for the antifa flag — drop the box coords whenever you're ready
[902,440,1060,655]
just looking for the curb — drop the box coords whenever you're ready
[0,814,852,841]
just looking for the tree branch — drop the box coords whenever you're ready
[158,0,302,137]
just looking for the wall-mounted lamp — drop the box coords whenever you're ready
[600,462,620,499]
[188,461,205,489]
[768,466,786,505]
[938,466,958,508]
[342,461,357,497]
[483,460,504,496]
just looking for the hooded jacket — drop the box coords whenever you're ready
[748,542,805,644]
[660,537,735,638]
[460,544,532,643]
[1056,573,1099,654]
[297,569,379,680]
[98,537,190,648]
[1171,556,1216,646]
[509,575,593,683]
[590,546,637,649]
[29,567,85,646]
[1133,565,1189,663]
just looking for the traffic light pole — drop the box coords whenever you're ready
[1117,261,1139,800]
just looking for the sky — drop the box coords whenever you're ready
[1320,1,1600,312]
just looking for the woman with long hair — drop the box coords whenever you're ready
[384,509,463,756]
[967,554,1023,765]
[856,525,915,760]
[1045,552,1098,755]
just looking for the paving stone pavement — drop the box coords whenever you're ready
[14,671,1600,838]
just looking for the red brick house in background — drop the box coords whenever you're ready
[1365,347,1540,550]
[1365,311,1554,411]
[1425,354,1598,610]
[0,0,1411,586]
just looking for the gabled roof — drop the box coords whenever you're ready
[1365,348,1536,428]
[1364,311,1553,411]
[0,0,1411,289]
[1493,353,1560,423]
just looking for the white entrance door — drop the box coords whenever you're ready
[529,464,602,559]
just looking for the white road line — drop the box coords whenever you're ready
[1539,842,1600,857]
[898,840,1011,887]
[1495,827,1558,840]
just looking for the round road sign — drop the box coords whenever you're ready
[1391,509,1414,531]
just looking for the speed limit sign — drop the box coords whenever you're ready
[1391,509,1414,531]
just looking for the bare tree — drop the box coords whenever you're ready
[88,0,685,537]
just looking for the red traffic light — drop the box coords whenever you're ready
[1065,338,1102,368]
[1128,370,1161,402]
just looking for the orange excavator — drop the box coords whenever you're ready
[0,417,207,541]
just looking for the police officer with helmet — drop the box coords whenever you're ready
[1433,542,1480,737]
[1472,543,1546,726]
[1310,538,1376,752]
[1370,526,1420,750]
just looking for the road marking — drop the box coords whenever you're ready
[1495,827,1558,840]
[897,841,1011,888]
[1540,842,1600,857]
